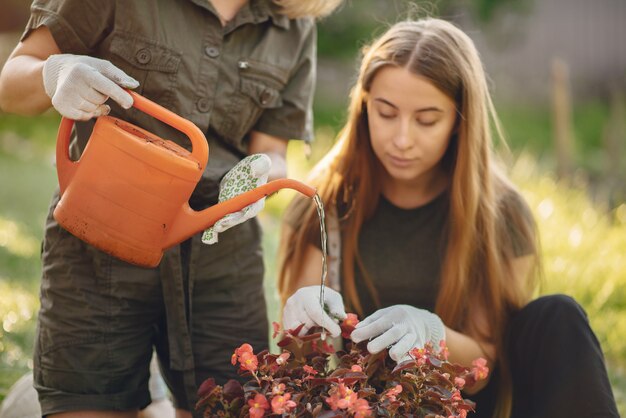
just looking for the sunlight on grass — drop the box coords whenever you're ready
[511,153,626,416]
[0,280,38,398]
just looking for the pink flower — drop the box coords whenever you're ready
[248,393,269,418]
[272,383,286,396]
[325,383,358,410]
[454,376,466,389]
[271,392,297,414]
[350,365,363,372]
[341,313,360,338]
[275,352,290,366]
[272,321,281,339]
[303,365,318,376]
[409,347,428,366]
[337,384,358,409]
[239,351,258,373]
[231,343,253,365]
[349,398,372,417]
[451,389,463,401]
[472,358,489,381]
[439,340,450,360]
[325,392,343,410]
[384,384,403,402]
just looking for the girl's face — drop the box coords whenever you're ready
[366,66,457,191]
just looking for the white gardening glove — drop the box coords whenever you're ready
[43,53,139,120]
[350,305,446,363]
[201,154,271,245]
[282,285,347,338]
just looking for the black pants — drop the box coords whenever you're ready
[469,294,619,418]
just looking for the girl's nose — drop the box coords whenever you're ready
[392,119,414,150]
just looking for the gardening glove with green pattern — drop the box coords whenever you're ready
[43,54,139,120]
[201,154,271,245]
[351,305,446,363]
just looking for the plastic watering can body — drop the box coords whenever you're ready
[54,92,315,268]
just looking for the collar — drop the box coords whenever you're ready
[250,0,291,30]
[189,0,290,30]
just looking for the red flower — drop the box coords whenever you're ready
[349,398,372,417]
[471,358,489,381]
[340,313,360,338]
[326,383,357,410]
[239,351,259,373]
[409,347,428,366]
[271,383,286,396]
[439,340,450,360]
[384,384,403,402]
[247,393,269,418]
[231,343,254,365]
[271,392,297,414]
[303,365,318,377]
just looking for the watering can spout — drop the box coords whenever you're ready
[164,178,317,248]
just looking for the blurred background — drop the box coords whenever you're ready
[0,0,624,414]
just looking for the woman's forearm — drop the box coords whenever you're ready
[445,326,495,394]
[0,54,51,115]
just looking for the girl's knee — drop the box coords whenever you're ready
[515,294,586,325]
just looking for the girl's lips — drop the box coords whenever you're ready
[388,155,415,167]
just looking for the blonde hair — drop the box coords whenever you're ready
[272,0,343,19]
[278,18,539,418]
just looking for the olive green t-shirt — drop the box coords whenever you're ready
[355,193,449,315]
[24,0,316,207]
[292,190,535,316]
[355,191,534,316]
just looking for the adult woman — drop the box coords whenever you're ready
[0,0,342,417]
[278,18,619,418]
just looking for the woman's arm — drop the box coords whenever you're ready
[450,253,536,393]
[0,26,60,115]
[248,130,289,181]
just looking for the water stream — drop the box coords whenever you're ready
[312,193,328,341]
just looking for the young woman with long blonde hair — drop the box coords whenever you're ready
[278,18,618,418]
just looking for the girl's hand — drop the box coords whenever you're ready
[351,305,446,363]
[282,285,347,338]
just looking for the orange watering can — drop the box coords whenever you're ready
[54,91,316,268]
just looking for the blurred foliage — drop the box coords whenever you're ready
[317,0,534,60]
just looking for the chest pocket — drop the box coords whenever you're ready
[222,59,287,143]
[108,33,181,109]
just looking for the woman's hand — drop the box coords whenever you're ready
[282,285,347,338]
[43,54,139,120]
[351,305,446,363]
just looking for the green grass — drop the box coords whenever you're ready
[0,108,624,417]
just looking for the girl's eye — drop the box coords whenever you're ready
[417,119,437,127]
[379,111,396,119]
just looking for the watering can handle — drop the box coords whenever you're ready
[56,117,77,195]
[56,92,209,194]
[128,91,209,169]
